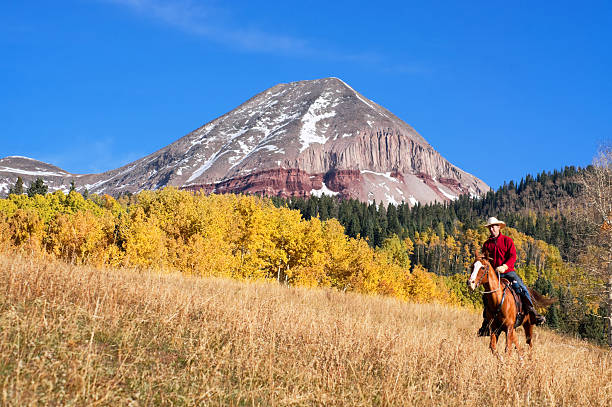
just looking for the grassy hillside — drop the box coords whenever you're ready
[1,250,609,406]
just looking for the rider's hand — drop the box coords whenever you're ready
[495,264,508,273]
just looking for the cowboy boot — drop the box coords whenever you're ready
[520,293,546,325]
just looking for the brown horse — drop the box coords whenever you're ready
[467,254,554,356]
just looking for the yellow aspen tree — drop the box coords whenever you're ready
[321,218,352,287]
[378,234,411,270]
[346,238,382,294]
[232,195,274,279]
[123,207,167,270]
[45,211,107,264]
[7,209,44,251]
[406,264,438,302]
[287,217,328,287]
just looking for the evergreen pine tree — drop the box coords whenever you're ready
[377,202,388,238]
[304,197,318,219]
[547,303,560,329]
[360,213,375,244]
[26,177,48,197]
[8,177,24,195]
[346,213,361,238]
[386,204,401,236]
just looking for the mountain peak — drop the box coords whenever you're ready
[0,79,488,204]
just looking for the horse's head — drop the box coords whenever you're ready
[467,253,492,290]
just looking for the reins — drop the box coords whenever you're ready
[477,262,502,294]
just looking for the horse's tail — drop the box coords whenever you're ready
[528,287,556,308]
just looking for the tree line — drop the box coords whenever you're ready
[4,163,610,346]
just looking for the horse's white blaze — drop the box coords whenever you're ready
[469,261,483,290]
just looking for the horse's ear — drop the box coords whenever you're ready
[474,249,482,259]
[482,247,492,261]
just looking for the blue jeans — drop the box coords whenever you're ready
[500,271,532,304]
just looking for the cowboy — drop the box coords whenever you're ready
[477,216,546,336]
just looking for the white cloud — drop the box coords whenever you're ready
[97,0,432,79]
[100,0,416,70]
[103,0,311,55]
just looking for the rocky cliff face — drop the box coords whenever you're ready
[0,77,489,205]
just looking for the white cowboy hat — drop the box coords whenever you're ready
[485,216,506,228]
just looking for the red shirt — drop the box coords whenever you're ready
[482,233,516,273]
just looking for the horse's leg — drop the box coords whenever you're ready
[489,329,498,354]
[524,322,534,349]
[511,326,522,359]
[505,327,513,357]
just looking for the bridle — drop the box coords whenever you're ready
[475,260,501,294]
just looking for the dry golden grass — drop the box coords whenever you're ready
[0,249,610,406]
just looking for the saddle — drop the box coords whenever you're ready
[499,278,524,328]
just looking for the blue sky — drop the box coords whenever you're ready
[2,1,611,189]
